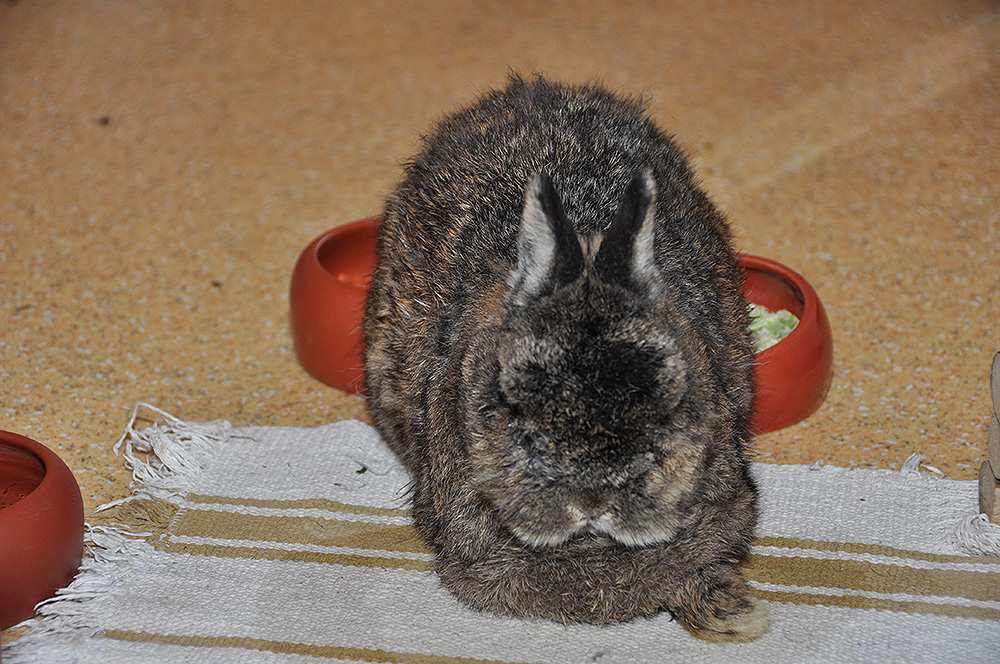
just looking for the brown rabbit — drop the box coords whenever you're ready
[364,75,766,641]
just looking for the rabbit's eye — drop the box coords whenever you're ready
[526,457,546,473]
[501,360,560,404]
[498,335,566,403]
[518,430,546,453]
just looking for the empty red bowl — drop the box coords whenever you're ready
[290,217,380,396]
[0,431,85,629]
[290,218,833,433]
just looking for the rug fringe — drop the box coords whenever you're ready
[4,404,231,664]
[951,513,1000,557]
[896,453,1000,556]
[900,452,944,477]
[100,402,234,505]
[6,526,161,663]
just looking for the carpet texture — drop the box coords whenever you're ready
[5,405,999,663]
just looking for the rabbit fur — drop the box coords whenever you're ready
[364,75,766,641]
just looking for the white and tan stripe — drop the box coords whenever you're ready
[750,583,1000,621]
[750,581,1000,611]
[177,498,413,526]
[158,494,1000,621]
[101,629,538,664]
[184,493,411,517]
[167,534,437,562]
[751,543,999,574]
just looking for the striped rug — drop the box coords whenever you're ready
[6,404,1000,663]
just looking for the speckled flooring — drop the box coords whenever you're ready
[2,1,999,521]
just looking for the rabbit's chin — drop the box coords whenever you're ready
[508,509,680,549]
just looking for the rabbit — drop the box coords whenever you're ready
[363,75,766,641]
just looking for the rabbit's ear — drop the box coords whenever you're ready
[509,174,585,304]
[594,169,657,287]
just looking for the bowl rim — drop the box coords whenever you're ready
[310,216,380,290]
[2,431,55,516]
[738,253,817,358]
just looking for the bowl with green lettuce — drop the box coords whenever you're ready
[739,254,833,433]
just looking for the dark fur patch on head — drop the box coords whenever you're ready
[497,274,691,482]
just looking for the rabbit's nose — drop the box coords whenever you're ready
[567,504,616,537]
[569,493,612,520]
[576,489,605,512]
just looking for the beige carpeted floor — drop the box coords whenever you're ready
[2,1,999,521]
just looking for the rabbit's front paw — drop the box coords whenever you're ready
[671,569,769,642]
[688,596,769,642]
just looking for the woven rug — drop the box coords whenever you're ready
[6,404,1000,664]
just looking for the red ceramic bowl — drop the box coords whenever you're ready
[290,217,380,395]
[290,218,833,433]
[741,255,833,433]
[0,431,85,629]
